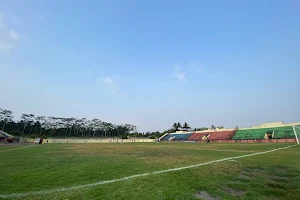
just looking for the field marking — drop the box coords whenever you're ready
[200,148,255,152]
[0,144,296,199]
[0,145,38,153]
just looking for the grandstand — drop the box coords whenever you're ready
[209,127,238,140]
[0,130,15,143]
[187,128,237,141]
[187,132,209,141]
[232,126,295,140]
[160,132,193,141]
[160,122,300,143]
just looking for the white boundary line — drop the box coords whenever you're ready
[293,126,299,145]
[0,144,296,199]
[199,149,255,152]
[227,160,239,162]
[0,145,37,153]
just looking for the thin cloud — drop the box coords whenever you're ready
[103,77,119,94]
[103,77,113,85]
[188,60,204,73]
[0,41,13,53]
[0,21,6,30]
[9,30,20,41]
[173,61,203,81]
[174,65,185,81]
[0,12,20,54]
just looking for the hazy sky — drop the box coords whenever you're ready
[0,0,300,132]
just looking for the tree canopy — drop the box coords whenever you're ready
[0,108,137,138]
[0,108,224,138]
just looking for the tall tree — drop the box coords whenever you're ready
[91,118,101,137]
[177,122,182,131]
[182,122,190,131]
[36,116,45,135]
[20,114,34,134]
[0,108,13,131]
[172,123,178,132]
[0,108,138,138]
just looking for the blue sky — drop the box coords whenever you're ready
[0,0,300,132]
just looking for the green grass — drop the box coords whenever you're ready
[1,143,300,200]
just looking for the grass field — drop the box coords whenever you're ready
[1,142,300,200]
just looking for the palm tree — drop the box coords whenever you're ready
[0,109,13,131]
[177,122,182,131]
[36,116,46,135]
[183,122,190,131]
[171,123,178,132]
[172,123,178,132]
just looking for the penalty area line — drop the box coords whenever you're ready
[0,144,296,198]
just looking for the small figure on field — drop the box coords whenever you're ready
[39,138,43,145]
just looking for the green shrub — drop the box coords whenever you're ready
[150,136,155,139]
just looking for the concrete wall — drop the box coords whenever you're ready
[25,138,155,144]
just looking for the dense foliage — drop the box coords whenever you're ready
[0,108,223,138]
[0,108,137,138]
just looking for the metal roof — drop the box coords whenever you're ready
[0,130,14,138]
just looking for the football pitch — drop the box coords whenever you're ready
[1,143,300,200]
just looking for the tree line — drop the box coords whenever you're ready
[163,122,224,133]
[0,108,137,138]
[0,108,224,139]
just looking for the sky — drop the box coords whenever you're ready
[0,0,300,132]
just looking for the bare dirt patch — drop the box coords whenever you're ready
[194,191,220,200]
[222,187,245,197]
[238,173,252,180]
